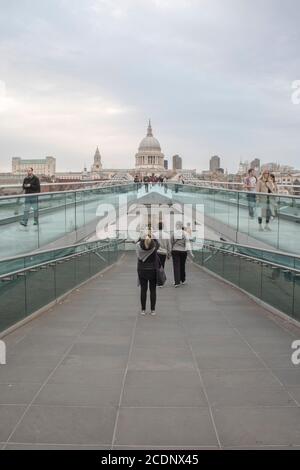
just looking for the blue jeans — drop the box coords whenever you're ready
[247,193,256,217]
[22,196,38,224]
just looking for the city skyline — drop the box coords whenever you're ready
[0,0,300,173]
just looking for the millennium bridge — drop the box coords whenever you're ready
[0,182,299,449]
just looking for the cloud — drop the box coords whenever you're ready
[0,0,300,173]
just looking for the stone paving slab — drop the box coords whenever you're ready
[1,253,300,449]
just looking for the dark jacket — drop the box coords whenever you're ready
[22,175,41,194]
[136,239,159,277]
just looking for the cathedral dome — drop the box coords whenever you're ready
[135,120,165,172]
[138,121,161,152]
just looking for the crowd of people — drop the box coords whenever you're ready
[134,174,167,184]
[134,174,169,193]
[244,169,278,231]
[136,222,193,316]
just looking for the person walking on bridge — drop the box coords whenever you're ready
[256,170,276,232]
[171,224,191,287]
[136,233,159,315]
[153,222,171,270]
[20,167,41,227]
[244,168,257,219]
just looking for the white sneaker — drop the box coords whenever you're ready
[140,310,146,315]
[265,225,271,231]
[151,310,156,316]
[181,281,186,285]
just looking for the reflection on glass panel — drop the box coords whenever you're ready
[0,275,26,331]
[295,258,300,271]
[203,248,223,275]
[293,275,300,321]
[192,250,203,266]
[75,253,91,284]
[0,182,299,270]
[223,254,240,286]
[193,243,299,320]
[0,196,39,258]
[25,266,56,315]
[227,191,239,231]
[239,258,262,299]
[55,258,76,298]
[238,191,253,237]
[38,193,67,247]
[0,258,26,276]
[66,191,76,234]
[278,196,300,254]
[262,250,296,270]
[75,191,85,231]
[261,265,294,316]
[90,249,106,276]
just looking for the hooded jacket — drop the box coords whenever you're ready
[136,239,159,272]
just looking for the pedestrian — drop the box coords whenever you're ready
[171,223,190,287]
[136,232,159,315]
[163,176,168,193]
[186,222,193,238]
[256,170,276,231]
[143,175,149,192]
[244,168,257,219]
[20,167,41,227]
[153,222,171,270]
[269,174,279,219]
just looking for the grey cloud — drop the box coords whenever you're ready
[0,0,300,172]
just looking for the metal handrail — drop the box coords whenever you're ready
[0,179,132,189]
[169,182,300,199]
[1,232,300,265]
[1,181,300,201]
[0,233,125,264]
[0,181,135,201]
[0,239,124,281]
[183,180,300,188]
[201,242,300,274]
[198,238,300,262]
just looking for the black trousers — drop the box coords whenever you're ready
[172,251,187,285]
[139,275,157,311]
[157,253,166,268]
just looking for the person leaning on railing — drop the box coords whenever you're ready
[256,170,277,232]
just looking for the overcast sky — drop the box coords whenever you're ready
[0,0,299,173]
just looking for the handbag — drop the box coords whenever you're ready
[155,253,167,286]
